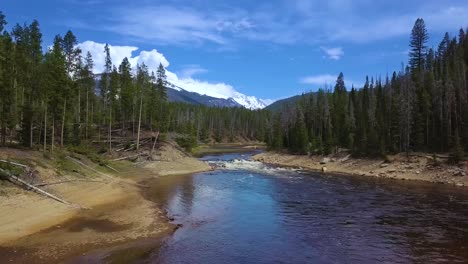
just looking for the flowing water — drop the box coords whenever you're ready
[140,152,468,264]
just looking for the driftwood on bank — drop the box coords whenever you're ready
[0,159,29,169]
[66,156,148,188]
[150,131,160,157]
[34,179,107,187]
[105,164,119,173]
[66,156,114,181]
[408,153,450,159]
[0,166,85,209]
[111,154,140,161]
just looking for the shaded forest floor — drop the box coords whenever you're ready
[253,152,468,187]
[0,139,211,263]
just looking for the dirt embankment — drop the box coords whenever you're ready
[143,143,211,176]
[253,152,468,187]
[192,143,265,157]
[0,142,211,262]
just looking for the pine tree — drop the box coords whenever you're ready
[271,113,283,150]
[60,30,81,147]
[292,108,308,154]
[136,63,150,151]
[79,51,94,140]
[400,72,415,156]
[332,72,348,147]
[100,43,113,152]
[156,63,167,101]
[0,16,15,146]
[44,35,67,153]
[118,57,133,136]
[409,18,429,73]
[0,11,5,33]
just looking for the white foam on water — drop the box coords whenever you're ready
[210,159,299,176]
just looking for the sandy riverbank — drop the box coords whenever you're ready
[143,143,211,176]
[253,152,468,187]
[0,143,211,262]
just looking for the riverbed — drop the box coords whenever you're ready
[5,152,468,263]
[135,152,468,263]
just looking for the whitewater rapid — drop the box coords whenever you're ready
[208,158,301,176]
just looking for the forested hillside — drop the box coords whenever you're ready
[266,19,467,162]
[1,12,467,160]
[0,11,269,152]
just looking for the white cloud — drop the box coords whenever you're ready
[320,46,344,60]
[101,6,256,45]
[178,65,208,79]
[77,41,271,108]
[77,41,139,73]
[300,74,337,86]
[300,74,362,88]
[69,1,468,46]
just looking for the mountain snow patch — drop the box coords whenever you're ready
[78,40,273,109]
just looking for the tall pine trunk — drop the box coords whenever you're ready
[61,99,66,147]
[43,105,47,152]
[78,87,81,123]
[51,118,55,154]
[85,87,89,140]
[108,107,112,153]
[136,95,143,151]
[132,101,135,137]
[29,117,33,148]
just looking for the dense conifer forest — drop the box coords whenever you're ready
[0,11,269,152]
[266,19,467,161]
[0,12,466,160]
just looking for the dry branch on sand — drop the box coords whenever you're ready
[0,160,86,209]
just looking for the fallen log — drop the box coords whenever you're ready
[150,131,160,157]
[35,179,107,187]
[0,168,85,209]
[0,159,29,169]
[111,154,140,161]
[105,164,119,173]
[66,156,148,188]
[66,156,115,181]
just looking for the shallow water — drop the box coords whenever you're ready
[141,153,468,264]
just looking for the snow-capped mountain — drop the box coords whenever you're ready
[94,74,271,109]
[81,41,273,110]
[230,93,271,109]
[166,83,242,108]
[167,81,271,109]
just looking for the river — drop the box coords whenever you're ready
[140,152,468,264]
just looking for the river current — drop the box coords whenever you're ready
[145,152,468,263]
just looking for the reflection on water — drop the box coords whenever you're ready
[145,153,468,264]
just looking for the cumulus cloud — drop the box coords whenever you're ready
[320,46,344,60]
[77,41,270,104]
[77,41,139,73]
[178,65,208,79]
[171,78,239,99]
[300,74,337,86]
[100,6,257,46]
[68,1,468,46]
[300,74,362,88]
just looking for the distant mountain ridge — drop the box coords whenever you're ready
[94,74,271,109]
[265,93,313,112]
[167,82,270,109]
[166,83,242,107]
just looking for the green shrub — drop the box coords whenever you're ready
[176,135,198,153]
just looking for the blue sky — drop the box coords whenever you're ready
[2,0,468,102]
